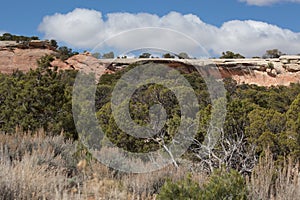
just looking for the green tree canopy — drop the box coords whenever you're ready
[56,46,78,61]
[263,49,283,58]
[178,52,189,59]
[102,51,114,59]
[162,53,175,58]
[220,51,245,59]
[139,52,151,58]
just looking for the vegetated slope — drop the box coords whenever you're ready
[1,35,300,199]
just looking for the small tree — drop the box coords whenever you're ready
[163,53,175,58]
[263,49,282,58]
[30,36,39,40]
[92,52,101,59]
[50,39,58,49]
[220,51,245,59]
[37,54,55,69]
[102,51,114,59]
[56,46,78,61]
[178,52,189,59]
[139,52,151,58]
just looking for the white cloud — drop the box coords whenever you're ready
[38,8,300,57]
[240,0,300,6]
[38,8,105,48]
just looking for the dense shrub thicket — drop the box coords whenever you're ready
[0,67,77,138]
[1,62,300,157]
[97,69,300,159]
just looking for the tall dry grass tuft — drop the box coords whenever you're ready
[76,149,205,200]
[274,157,300,200]
[0,129,80,200]
[0,130,202,199]
[122,165,205,199]
[247,149,275,199]
[247,149,300,200]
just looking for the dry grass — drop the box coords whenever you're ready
[0,130,77,199]
[247,149,300,200]
[0,130,202,200]
[78,154,205,199]
[275,157,300,200]
[1,130,299,200]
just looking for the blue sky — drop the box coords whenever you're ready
[1,0,300,57]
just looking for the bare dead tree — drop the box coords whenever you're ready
[192,127,258,174]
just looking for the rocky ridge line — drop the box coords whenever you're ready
[0,45,300,87]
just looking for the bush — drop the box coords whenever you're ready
[37,54,55,69]
[267,62,274,69]
[0,69,77,138]
[200,169,248,200]
[158,169,247,200]
[220,51,245,59]
[157,174,201,200]
[56,46,78,61]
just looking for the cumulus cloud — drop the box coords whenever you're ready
[38,9,105,47]
[240,0,300,6]
[38,8,300,57]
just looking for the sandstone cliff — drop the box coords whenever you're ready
[51,52,111,80]
[0,48,55,73]
[0,47,109,79]
[0,46,300,87]
[98,57,300,87]
[214,57,300,86]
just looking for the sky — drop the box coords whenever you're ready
[0,0,300,57]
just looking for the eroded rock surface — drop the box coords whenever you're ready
[51,53,108,80]
[0,48,55,73]
[0,46,300,87]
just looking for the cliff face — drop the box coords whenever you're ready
[213,57,300,86]
[98,57,300,87]
[0,47,108,79]
[0,48,56,73]
[51,52,111,80]
[0,46,300,87]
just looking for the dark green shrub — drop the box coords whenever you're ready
[157,174,201,200]
[267,62,274,69]
[158,169,247,200]
[199,169,248,200]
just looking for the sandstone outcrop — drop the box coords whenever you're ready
[0,47,108,78]
[99,57,300,87]
[0,46,300,87]
[51,52,108,80]
[284,64,300,72]
[0,48,56,73]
